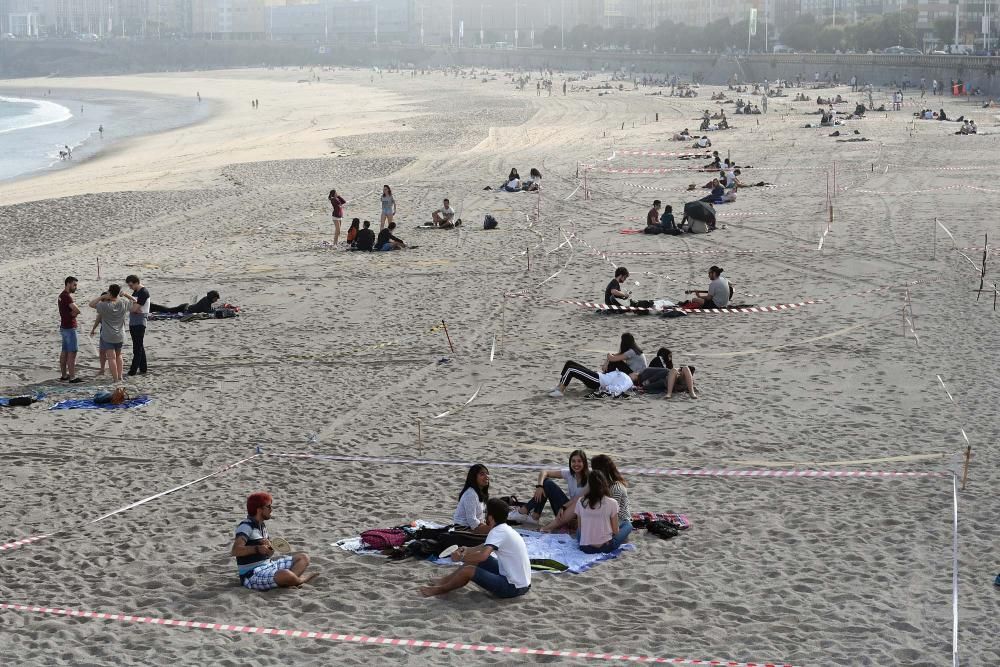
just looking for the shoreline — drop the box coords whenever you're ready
[0,87,214,186]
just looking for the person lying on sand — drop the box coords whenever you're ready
[672,128,692,141]
[419,499,531,599]
[431,198,457,227]
[232,492,317,590]
[454,465,492,535]
[376,222,407,250]
[694,135,711,148]
[630,348,698,399]
[150,291,220,315]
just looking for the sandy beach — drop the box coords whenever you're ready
[0,66,998,666]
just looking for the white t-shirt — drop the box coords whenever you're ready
[560,468,588,498]
[485,523,531,589]
[506,178,520,189]
[453,487,485,528]
[707,276,731,307]
[437,206,455,221]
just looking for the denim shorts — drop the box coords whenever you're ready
[60,328,78,353]
[380,242,395,251]
[99,339,123,352]
[471,555,529,599]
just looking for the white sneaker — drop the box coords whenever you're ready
[507,509,524,522]
[548,388,564,398]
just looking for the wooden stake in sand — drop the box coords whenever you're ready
[417,418,423,456]
[526,245,530,272]
[441,320,455,354]
[96,257,101,280]
[961,445,972,490]
[932,217,938,260]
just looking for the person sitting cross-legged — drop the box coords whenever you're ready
[231,492,318,591]
[419,498,531,599]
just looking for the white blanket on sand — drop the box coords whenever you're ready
[334,526,635,574]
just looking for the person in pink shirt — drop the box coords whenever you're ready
[575,470,629,554]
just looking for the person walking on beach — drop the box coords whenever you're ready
[380,185,396,229]
[125,275,150,376]
[98,125,103,138]
[232,492,317,591]
[58,276,83,383]
[420,498,530,599]
[328,189,347,245]
[89,285,134,382]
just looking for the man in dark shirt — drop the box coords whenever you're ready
[701,179,725,203]
[646,200,662,228]
[354,220,376,251]
[125,275,150,376]
[58,276,83,383]
[376,221,406,251]
[604,267,631,314]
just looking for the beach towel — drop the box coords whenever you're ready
[630,512,691,530]
[619,229,645,235]
[50,395,152,410]
[148,312,186,321]
[335,525,634,574]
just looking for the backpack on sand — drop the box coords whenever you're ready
[360,528,407,550]
[483,214,499,230]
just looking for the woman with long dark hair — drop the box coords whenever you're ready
[602,333,647,375]
[631,347,697,399]
[510,450,589,526]
[346,218,361,246]
[574,470,625,554]
[453,464,491,534]
[542,454,632,546]
[328,188,347,245]
[380,185,396,229]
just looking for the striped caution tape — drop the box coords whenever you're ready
[0,603,799,666]
[551,298,818,314]
[614,150,713,158]
[262,452,949,479]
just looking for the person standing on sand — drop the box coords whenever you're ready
[89,284,134,382]
[380,185,396,229]
[232,492,317,591]
[125,275,150,376]
[420,498,530,599]
[58,276,83,383]
[328,189,347,245]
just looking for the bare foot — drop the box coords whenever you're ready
[665,393,673,399]
[688,390,698,399]
[419,586,441,597]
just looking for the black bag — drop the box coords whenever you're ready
[6,395,35,407]
[647,520,680,540]
[483,214,499,230]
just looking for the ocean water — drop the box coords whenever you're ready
[0,89,211,184]
[0,96,83,181]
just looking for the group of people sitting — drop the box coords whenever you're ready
[424,451,635,598]
[488,168,542,193]
[548,333,698,400]
[346,218,409,251]
[734,100,762,114]
[956,119,979,134]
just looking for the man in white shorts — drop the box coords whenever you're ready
[231,492,318,591]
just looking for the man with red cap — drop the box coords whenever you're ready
[231,492,317,590]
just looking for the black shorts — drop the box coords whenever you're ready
[700,299,717,309]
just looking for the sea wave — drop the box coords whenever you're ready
[0,96,73,135]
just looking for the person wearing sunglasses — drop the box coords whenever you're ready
[231,492,317,591]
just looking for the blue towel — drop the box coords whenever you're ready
[50,395,152,410]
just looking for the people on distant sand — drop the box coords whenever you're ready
[354,219,376,251]
[686,265,731,309]
[150,290,221,314]
[432,198,457,227]
[695,135,711,148]
[232,492,317,591]
[602,332,647,375]
[328,188,347,245]
[346,218,361,245]
[700,179,726,204]
[507,168,520,182]
[89,284,135,382]
[523,168,542,191]
[630,348,697,399]
[672,128,691,141]
[659,204,678,233]
[512,451,589,524]
[454,464,491,534]
[376,221,407,250]
[604,267,632,310]
[645,200,662,230]
[380,185,396,229]
[419,498,531,599]
[58,276,82,383]
[503,173,521,192]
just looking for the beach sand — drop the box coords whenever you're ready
[0,67,998,666]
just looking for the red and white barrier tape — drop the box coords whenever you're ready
[261,452,948,479]
[0,455,258,555]
[550,298,819,314]
[0,603,797,666]
[614,150,713,158]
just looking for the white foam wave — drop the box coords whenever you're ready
[0,96,73,135]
